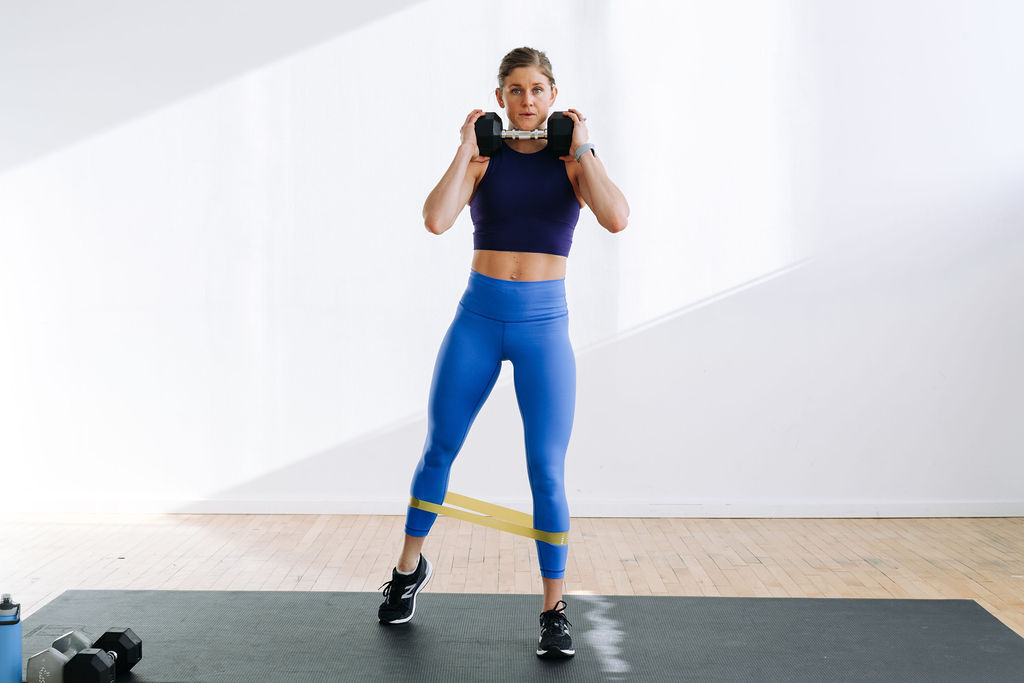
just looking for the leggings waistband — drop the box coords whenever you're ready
[459,269,568,322]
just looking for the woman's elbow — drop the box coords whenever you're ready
[605,213,628,233]
[423,211,449,235]
[611,203,630,233]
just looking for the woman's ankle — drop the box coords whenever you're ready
[397,555,420,573]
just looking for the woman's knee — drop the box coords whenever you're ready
[420,441,456,470]
[527,459,567,496]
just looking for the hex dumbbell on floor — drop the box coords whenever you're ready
[474,111,574,157]
[26,631,90,682]
[64,649,116,683]
[26,627,142,682]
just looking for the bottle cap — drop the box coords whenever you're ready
[0,593,18,619]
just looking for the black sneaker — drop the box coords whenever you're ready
[377,553,433,624]
[537,599,575,659]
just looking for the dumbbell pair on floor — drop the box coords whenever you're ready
[474,111,575,157]
[26,627,141,683]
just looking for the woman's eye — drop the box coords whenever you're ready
[512,88,521,94]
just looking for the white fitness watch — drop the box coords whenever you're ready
[574,143,596,163]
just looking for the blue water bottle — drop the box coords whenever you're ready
[0,593,21,683]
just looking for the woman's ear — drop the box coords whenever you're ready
[494,87,504,108]
[550,85,558,105]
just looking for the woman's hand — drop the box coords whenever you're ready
[559,108,590,162]
[460,109,488,162]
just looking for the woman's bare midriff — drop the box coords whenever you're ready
[471,249,567,281]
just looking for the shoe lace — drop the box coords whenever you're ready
[379,578,402,604]
[540,599,572,634]
[380,564,418,604]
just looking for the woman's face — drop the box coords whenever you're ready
[496,66,557,131]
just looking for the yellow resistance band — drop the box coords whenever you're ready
[409,491,568,546]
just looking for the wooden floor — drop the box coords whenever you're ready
[3,513,1022,637]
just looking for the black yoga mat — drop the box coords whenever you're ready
[19,590,1024,682]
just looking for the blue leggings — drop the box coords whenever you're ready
[404,269,576,579]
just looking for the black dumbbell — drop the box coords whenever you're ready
[93,627,142,674]
[474,111,574,157]
[65,648,117,682]
[27,627,142,682]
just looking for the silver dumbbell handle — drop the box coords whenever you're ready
[501,129,549,140]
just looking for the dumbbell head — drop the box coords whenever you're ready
[65,648,116,683]
[26,646,70,682]
[52,630,92,658]
[474,112,503,157]
[545,112,574,157]
[93,627,142,673]
[28,630,91,683]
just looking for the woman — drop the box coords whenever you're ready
[377,46,629,660]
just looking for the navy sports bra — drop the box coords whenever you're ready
[469,141,581,258]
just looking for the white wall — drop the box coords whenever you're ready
[1,0,1020,516]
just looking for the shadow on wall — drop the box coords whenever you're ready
[172,258,817,516]
[0,0,427,172]
[172,190,1024,516]
[174,411,431,515]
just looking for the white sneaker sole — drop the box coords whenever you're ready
[382,557,433,625]
[536,647,575,658]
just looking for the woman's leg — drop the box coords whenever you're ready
[506,313,576,607]
[402,304,503,544]
[541,577,565,613]
[397,534,426,573]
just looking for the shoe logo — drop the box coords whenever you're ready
[401,584,416,600]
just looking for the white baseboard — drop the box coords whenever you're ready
[4,498,1023,518]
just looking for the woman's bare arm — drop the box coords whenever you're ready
[423,110,487,234]
[559,109,629,233]
[575,153,630,233]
